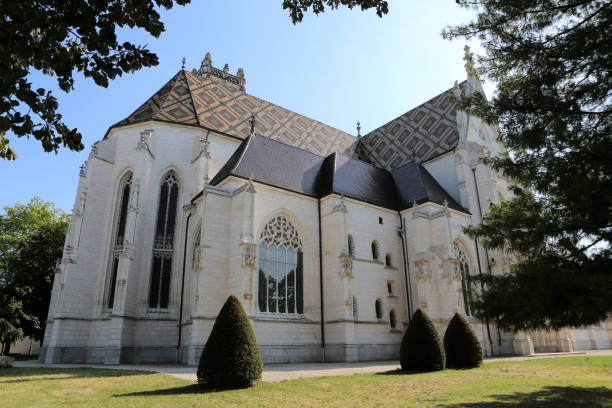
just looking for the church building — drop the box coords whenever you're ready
[40,50,611,365]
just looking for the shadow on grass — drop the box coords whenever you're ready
[0,367,155,383]
[376,368,444,375]
[443,386,612,408]
[115,383,254,397]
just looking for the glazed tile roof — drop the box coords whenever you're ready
[208,134,468,214]
[110,70,357,158]
[357,83,464,170]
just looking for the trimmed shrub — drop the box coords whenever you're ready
[443,312,483,368]
[197,295,263,388]
[399,309,445,371]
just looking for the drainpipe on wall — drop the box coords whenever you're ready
[177,205,194,363]
[398,212,413,320]
[471,167,495,356]
[317,199,326,362]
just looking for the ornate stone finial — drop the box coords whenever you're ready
[443,199,449,209]
[249,114,256,135]
[237,68,244,79]
[463,45,475,76]
[204,52,212,66]
[181,56,186,70]
[356,121,361,138]
[223,63,229,76]
[246,172,256,193]
[90,143,98,155]
[79,162,87,177]
[412,200,418,208]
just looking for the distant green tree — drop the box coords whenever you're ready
[0,198,68,344]
[444,0,612,331]
[0,318,23,356]
[197,295,262,389]
[400,309,445,372]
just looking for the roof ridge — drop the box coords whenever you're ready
[153,71,183,118]
[248,94,355,139]
[182,70,203,127]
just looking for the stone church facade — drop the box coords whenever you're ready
[40,51,611,365]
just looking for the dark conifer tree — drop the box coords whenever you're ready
[400,309,445,372]
[444,313,483,368]
[197,295,262,389]
[444,0,612,331]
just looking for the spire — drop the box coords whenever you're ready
[463,45,476,77]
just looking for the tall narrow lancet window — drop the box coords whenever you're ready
[347,235,355,256]
[149,172,180,309]
[107,174,132,308]
[454,242,473,316]
[258,216,303,315]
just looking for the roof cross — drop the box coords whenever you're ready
[249,114,256,135]
[356,121,361,137]
[181,56,186,70]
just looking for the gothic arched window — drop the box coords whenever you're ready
[372,240,380,260]
[347,235,355,257]
[107,174,132,308]
[375,298,384,320]
[258,216,303,314]
[389,309,397,329]
[454,242,474,316]
[385,253,392,267]
[149,172,180,309]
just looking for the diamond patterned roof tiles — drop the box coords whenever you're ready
[111,70,357,158]
[357,83,464,169]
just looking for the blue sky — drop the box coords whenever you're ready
[1,0,489,213]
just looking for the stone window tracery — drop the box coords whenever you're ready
[148,172,180,309]
[454,241,474,316]
[258,216,303,314]
[106,174,132,308]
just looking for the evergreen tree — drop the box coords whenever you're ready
[197,295,262,389]
[444,0,612,331]
[400,309,445,372]
[443,313,483,368]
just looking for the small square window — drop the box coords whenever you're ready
[378,217,383,224]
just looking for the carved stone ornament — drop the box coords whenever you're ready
[136,130,153,151]
[79,162,87,177]
[193,245,204,270]
[340,256,353,278]
[242,243,257,267]
[129,180,140,212]
[199,133,211,159]
[246,173,256,193]
[333,196,348,213]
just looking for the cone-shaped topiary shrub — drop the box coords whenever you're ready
[197,295,263,388]
[399,309,445,371]
[443,312,483,368]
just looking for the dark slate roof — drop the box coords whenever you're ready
[316,152,401,210]
[391,161,465,212]
[209,133,324,197]
[208,134,468,214]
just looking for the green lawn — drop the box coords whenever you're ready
[1,357,611,407]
